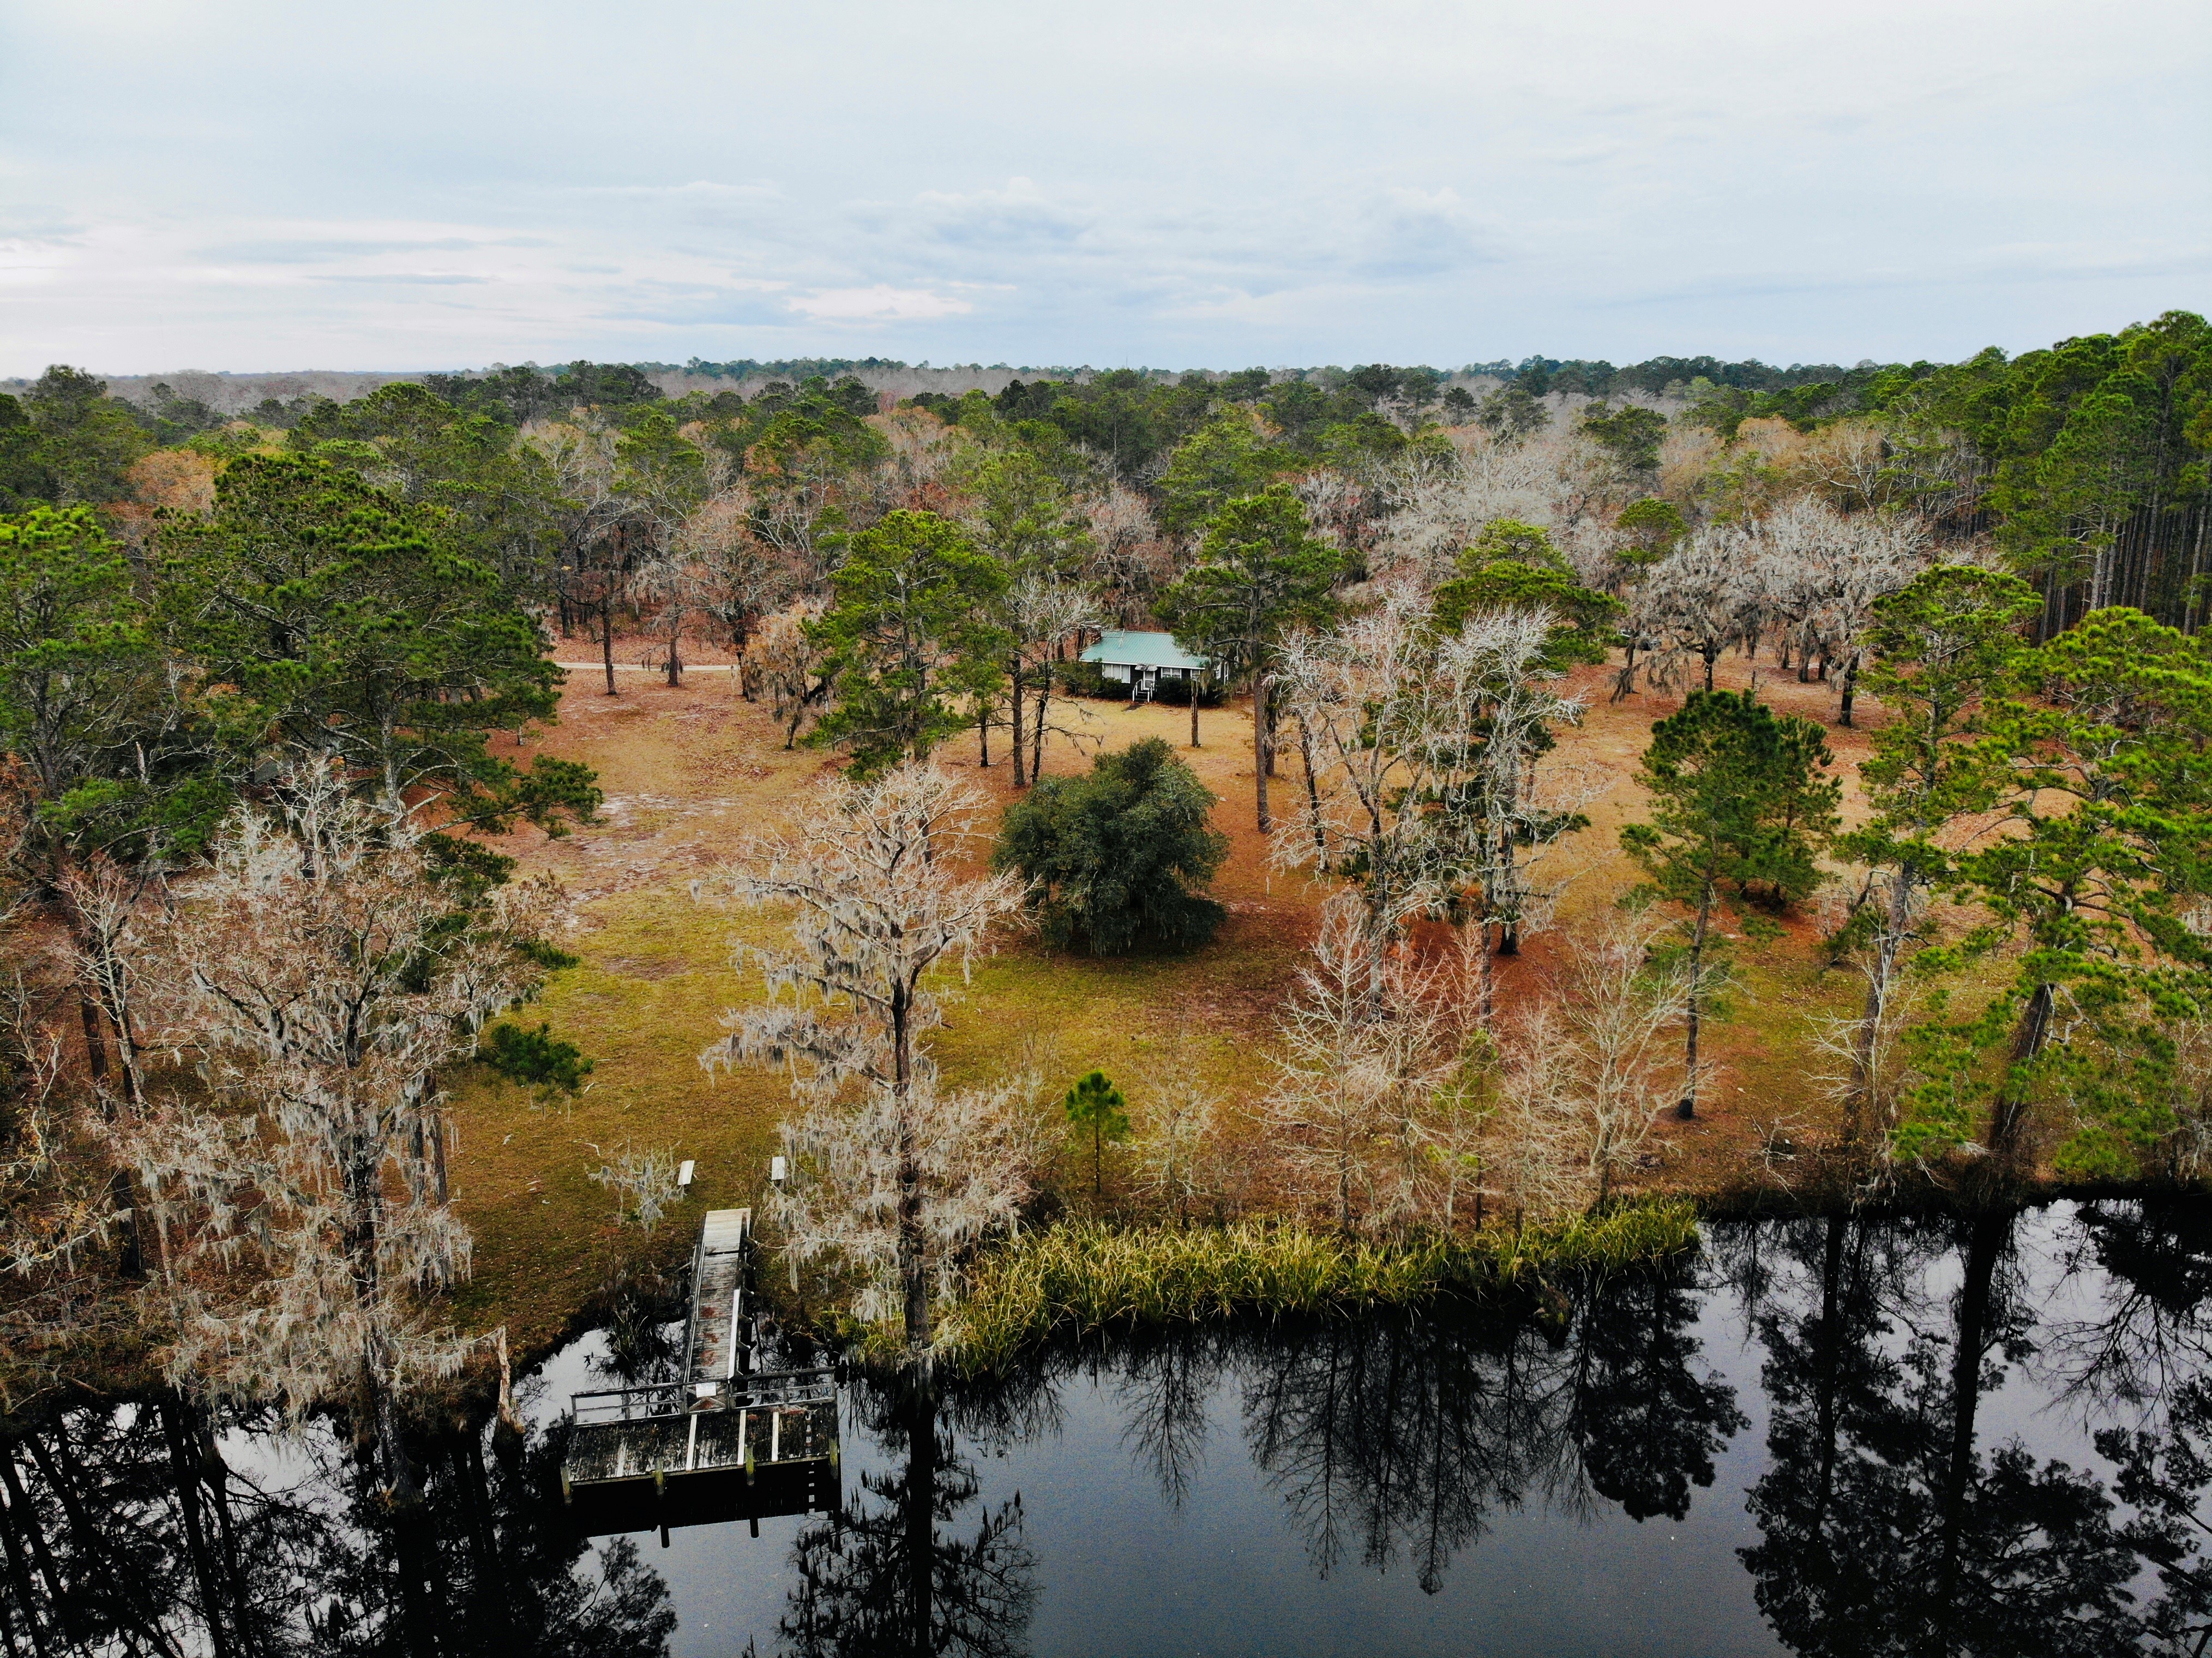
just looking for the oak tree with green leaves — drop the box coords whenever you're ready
[993,736,1228,955]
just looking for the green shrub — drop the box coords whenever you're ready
[994,737,1229,954]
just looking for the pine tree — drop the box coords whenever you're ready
[1622,690,1840,1116]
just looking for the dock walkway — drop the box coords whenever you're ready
[560,1207,839,1531]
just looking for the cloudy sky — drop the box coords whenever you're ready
[3,0,2205,375]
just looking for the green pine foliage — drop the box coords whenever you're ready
[994,737,1230,954]
[1896,608,2212,1172]
[482,1020,596,1104]
[806,509,1012,776]
[1062,1070,1132,1196]
[1623,689,1842,1115]
[157,456,596,836]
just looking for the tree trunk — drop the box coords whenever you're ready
[902,1385,937,1653]
[2184,500,2207,637]
[1989,978,2055,1162]
[1680,887,1712,1118]
[1010,662,1026,787]
[1477,916,1495,1033]
[366,1351,420,1509]
[0,1455,80,1657]
[976,702,990,767]
[600,594,618,696]
[1299,721,1329,870]
[1811,1216,1846,1528]
[0,1467,53,1658]
[1847,862,1913,1146]
[892,994,929,1358]
[664,615,682,687]
[1029,666,1049,783]
[1253,675,1272,833]
[74,986,107,1088]
[1189,673,1200,748]
[158,1399,237,1658]
[456,1434,513,1643]
[1838,652,1861,726]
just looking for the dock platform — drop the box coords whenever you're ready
[561,1206,839,1534]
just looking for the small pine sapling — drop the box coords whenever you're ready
[1063,1070,1131,1198]
[482,1020,594,1110]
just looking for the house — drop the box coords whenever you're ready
[1078,630,1214,700]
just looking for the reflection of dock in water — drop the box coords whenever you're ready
[561,1207,839,1537]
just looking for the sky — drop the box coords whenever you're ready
[2,0,2207,376]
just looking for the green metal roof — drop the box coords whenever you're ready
[1078,629,1211,671]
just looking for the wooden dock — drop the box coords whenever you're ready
[561,1206,839,1534]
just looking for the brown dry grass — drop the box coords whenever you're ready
[446,635,1972,1356]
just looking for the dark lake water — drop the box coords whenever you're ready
[7,1199,2212,1655]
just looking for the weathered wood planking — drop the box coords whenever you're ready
[686,1207,752,1387]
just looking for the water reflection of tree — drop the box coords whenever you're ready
[777,1375,1037,1658]
[0,1396,676,1657]
[1730,1211,2147,1655]
[1099,1260,1746,1596]
[2059,1200,2212,1651]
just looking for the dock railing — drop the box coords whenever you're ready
[571,1365,839,1429]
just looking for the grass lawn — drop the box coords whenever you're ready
[445,641,2009,1359]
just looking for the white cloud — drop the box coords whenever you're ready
[788,285,976,321]
[0,0,2204,370]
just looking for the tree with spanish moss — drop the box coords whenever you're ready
[699,763,1030,1358]
[123,763,566,1504]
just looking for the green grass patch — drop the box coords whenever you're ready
[936,1199,1700,1372]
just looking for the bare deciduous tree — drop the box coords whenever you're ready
[1373,431,1582,592]
[1132,1074,1218,1229]
[698,763,1028,1359]
[1273,591,1594,1025]
[1262,895,1454,1235]
[1271,586,1473,963]
[0,969,125,1402]
[1484,1007,1588,1231]
[1002,574,1101,785]
[1080,482,1172,624]
[1527,909,1697,1200]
